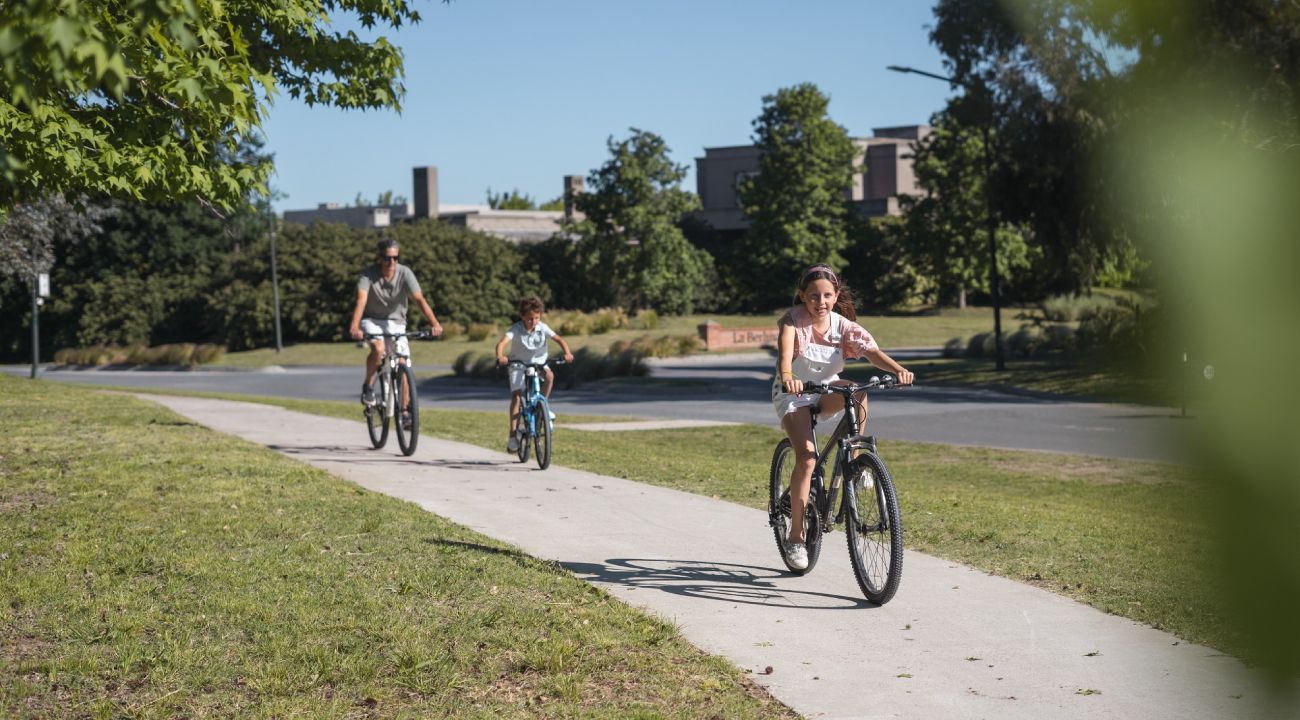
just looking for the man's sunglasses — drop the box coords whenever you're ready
[381,255,399,263]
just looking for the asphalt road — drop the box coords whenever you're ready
[5,352,1188,463]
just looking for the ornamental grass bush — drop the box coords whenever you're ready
[54,343,225,367]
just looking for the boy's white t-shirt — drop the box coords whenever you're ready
[504,320,556,364]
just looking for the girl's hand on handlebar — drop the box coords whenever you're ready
[496,355,508,366]
[563,352,574,363]
[430,321,443,337]
[896,368,914,386]
[782,375,804,394]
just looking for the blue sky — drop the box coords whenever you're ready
[263,0,953,212]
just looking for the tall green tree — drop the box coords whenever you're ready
[565,129,711,314]
[0,0,430,209]
[736,83,857,310]
[904,117,1035,307]
[929,0,1126,293]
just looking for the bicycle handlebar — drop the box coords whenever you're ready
[505,357,568,368]
[363,330,438,341]
[802,375,908,394]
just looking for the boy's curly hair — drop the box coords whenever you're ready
[518,296,545,316]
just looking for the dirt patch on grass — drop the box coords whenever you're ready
[0,489,56,514]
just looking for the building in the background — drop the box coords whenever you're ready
[281,167,583,242]
[693,125,931,236]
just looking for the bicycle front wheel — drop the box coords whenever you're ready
[366,372,390,449]
[516,411,531,463]
[845,453,903,605]
[533,398,552,470]
[395,364,419,456]
[769,439,822,575]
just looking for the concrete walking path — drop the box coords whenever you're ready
[140,394,1290,720]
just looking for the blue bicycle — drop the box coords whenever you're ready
[507,358,564,469]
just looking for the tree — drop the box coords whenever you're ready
[486,188,537,210]
[0,0,430,210]
[565,129,711,314]
[735,83,857,310]
[0,196,107,283]
[904,117,1035,307]
[928,0,1129,293]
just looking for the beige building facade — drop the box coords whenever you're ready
[694,125,931,232]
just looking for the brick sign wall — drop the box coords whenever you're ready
[697,321,779,351]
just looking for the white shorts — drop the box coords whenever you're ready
[771,374,844,425]
[508,363,548,393]
[360,318,409,357]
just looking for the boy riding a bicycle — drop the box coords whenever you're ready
[495,296,573,453]
[348,238,443,406]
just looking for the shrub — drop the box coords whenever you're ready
[1007,326,1044,358]
[1043,325,1076,353]
[942,337,965,358]
[1041,293,1115,322]
[440,321,467,339]
[193,344,225,364]
[590,307,629,335]
[553,312,591,337]
[467,323,498,342]
[452,350,476,377]
[631,309,659,330]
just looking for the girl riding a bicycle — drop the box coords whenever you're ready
[773,264,914,570]
[495,296,573,453]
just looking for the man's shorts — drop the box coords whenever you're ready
[360,318,409,357]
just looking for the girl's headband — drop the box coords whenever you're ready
[802,264,838,284]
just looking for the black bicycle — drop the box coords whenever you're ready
[506,358,565,469]
[363,330,433,456]
[768,374,907,605]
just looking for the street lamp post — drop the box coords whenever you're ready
[268,212,283,353]
[887,65,1006,371]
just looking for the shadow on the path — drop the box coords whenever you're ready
[266,443,536,471]
[563,558,872,610]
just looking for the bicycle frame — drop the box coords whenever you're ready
[806,391,875,526]
[509,361,551,439]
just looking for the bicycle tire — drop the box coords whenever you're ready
[845,452,904,605]
[768,439,823,575]
[516,407,531,463]
[534,398,552,470]
[366,371,390,449]
[395,363,419,456]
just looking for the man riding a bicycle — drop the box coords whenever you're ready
[348,238,443,406]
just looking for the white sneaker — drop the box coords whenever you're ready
[787,542,809,571]
[507,434,519,452]
[548,410,556,421]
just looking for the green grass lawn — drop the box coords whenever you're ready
[216,308,1004,368]
[0,377,795,719]
[884,356,1178,405]
[149,389,1239,664]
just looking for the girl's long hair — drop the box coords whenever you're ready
[794,264,857,321]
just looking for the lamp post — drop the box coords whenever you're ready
[887,65,1006,371]
[267,210,283,353]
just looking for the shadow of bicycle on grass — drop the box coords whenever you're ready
[563,558,873,610]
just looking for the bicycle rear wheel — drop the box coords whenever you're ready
[845,453,903,605]
[533,398,552,470]
[395,364,419,456]
[768,439,823,575]
[366,372,390,449]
